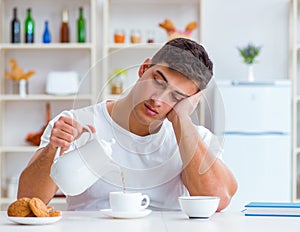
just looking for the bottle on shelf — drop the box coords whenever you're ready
[147,30,155,43]
[77,7,86,43]
[43,21,51,43]
[60,9,70,43]
[11,7,20,43]
[24,8,34,43]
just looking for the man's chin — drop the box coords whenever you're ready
[149,119,164,134]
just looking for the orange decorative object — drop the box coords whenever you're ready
[167,31,192,41]
[5,59,35,81]
[158,19,198,41]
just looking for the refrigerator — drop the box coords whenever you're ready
[214,80,292,211]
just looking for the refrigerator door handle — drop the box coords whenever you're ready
[224,131,288,136]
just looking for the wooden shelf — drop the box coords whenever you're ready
[0,94,93,101]
[0,43,94,50]
[0,146,38,153]
[107,43,162,52]
[109,0,199,4]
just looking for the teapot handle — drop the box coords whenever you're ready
[53,125,94,162]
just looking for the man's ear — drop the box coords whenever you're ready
[138,58,152,78]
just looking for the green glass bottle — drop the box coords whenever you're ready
[77,7,86,43]
[25,8,34,43]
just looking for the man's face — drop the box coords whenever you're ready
[131,63,199,126]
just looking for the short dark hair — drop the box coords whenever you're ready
[151,38,213,90]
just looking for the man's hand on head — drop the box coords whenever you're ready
[167,91,202,123]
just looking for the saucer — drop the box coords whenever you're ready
[7,216,62,225]
[100,209,152,219]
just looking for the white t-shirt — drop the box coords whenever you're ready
[39,101,223,211]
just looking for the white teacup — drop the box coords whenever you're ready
[109,191,150,212]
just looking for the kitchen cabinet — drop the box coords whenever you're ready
[0,0,207,210]
[0,0,97,210]
[290,0,300,202]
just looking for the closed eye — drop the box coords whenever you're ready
[153,75,166,88]
[171,93,185,102]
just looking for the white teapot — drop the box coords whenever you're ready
[50,127,117,196]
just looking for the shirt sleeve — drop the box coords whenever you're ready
[194,125,224,160]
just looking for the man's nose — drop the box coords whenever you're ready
[151,89,170,106]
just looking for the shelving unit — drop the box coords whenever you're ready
[0,0,207,210]
[290,0,300,202]
[101,0,204,122]
[0,0,97,210]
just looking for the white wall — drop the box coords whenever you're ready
[202,0,290,81]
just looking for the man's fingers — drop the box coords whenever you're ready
[83,125,96,134]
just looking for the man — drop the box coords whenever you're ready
[18,38,237,211]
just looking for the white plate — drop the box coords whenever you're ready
[100,209,152,219]
[7,216,62,225]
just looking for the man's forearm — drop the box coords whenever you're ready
[171,115,237,211]
[18,145,58,204]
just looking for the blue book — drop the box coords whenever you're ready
[244,202,300,217]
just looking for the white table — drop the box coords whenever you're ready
[1,210,300,232]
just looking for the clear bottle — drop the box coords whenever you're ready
[77,7,86,43]
[43,21,51,43]
[25,8,34,43]
[60,9,69,43]
[11,7,20,43]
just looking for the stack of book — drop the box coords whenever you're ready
[244,202,300,217]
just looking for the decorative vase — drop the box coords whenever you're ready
[247,65,254,82]
[12,79,28,97]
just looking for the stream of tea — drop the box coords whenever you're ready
[120,170,126,193]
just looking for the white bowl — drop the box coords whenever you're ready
[178,196,220,219]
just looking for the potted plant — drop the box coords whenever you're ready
[109,68,127,95]
[237,43,261,82]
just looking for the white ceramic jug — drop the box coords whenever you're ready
[50,127,117,196]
